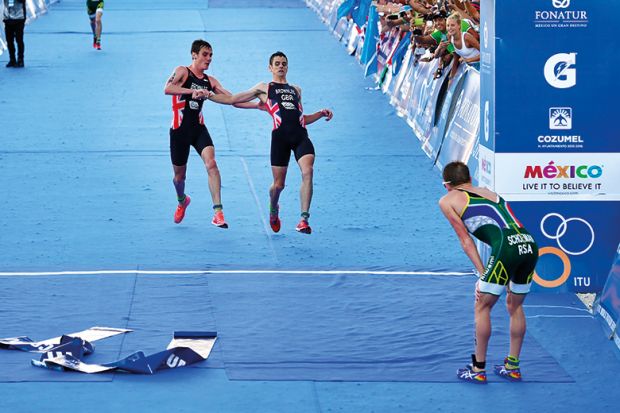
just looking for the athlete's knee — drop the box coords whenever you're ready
[505,297,523,316]
[173,167,186,181]
[301,165,314,181]
[204,158,219,172]
[272,181,285,192]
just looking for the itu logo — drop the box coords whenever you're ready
[533,212,595,288]
[544,53,577,89]
[549,107,572,130]
[552,0,570,8]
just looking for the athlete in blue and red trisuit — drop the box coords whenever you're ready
[163,39,237,228]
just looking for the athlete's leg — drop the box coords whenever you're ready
[474,291,500,369]
[270,166,287,210]
[172,165,187,201]
[505,291,527,358]
[200,146,222,206]
[95,10,103,42]
[89,17,96,36]
[297,154,314,216]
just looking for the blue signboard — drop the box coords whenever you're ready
[509,201,620,292]
[494,0,617,153]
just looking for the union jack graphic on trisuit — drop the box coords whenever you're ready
[171,96,205,129]
[171,95,185,129]
[266,99,282,131]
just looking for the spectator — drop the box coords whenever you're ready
[448,0,480,25]
[413,10,478,78]
[3,0,26,68]
[447,11,479,82]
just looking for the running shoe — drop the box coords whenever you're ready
[212,210,228,229]
[269,204,281,233]
[295,219,311,234]
[457,365,487,384]
[494,358,522,382]
[173,195,191,224]
[95,41,101,50]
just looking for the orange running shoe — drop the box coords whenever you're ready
[95,41,101,50]
[174,195,191,224]
[295,219,311,234]
[212,210,228,228]
[269,204,281,233]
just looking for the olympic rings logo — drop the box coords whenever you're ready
[533,213,595,288]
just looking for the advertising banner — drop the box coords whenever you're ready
[420,63,467,161]
[495,0,616,154]
[437,68,480,171]
[410,59,443,140]
[478,0,495,186]
[595,244,620,350]
[485,0,619,292]
[406,60,436,137]
[510,201,620,293]
[387,46,412,100]
[494,153,619,201]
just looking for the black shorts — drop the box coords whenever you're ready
[270,127,315,167]
[87,0,104,18]
[169,125,213,166]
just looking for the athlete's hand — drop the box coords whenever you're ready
[320,109,333,121]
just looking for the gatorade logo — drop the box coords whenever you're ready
[544,53,577,89]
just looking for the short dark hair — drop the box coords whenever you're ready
[442,161,471,186]
[191,39,212,55]
[269,51,287,66]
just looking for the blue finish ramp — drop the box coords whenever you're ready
[0,0,618,412]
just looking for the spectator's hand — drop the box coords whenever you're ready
[321,109,333,121]
[437,40,449,51]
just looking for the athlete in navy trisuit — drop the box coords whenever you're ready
[164,39,246,228]
[209,51,333,234]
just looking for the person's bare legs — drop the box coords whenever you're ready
[95,12,102,42]
[269,166,287,210]
[172,165,187,201]
[297,154,314,217]
[506,291,527,359]
[474,291,500,370]
[200,146,222,207]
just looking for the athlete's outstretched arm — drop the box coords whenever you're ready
[208,83,267,105]
[439,196,486,275]
[295,86,333,125]
[164,66,193,96]
[304,109,333,125]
